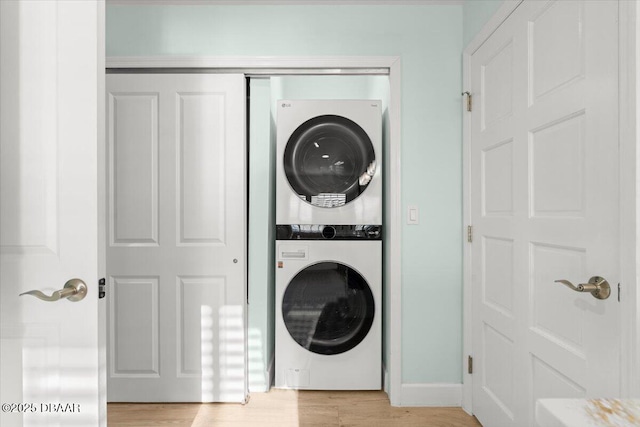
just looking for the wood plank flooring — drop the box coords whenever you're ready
[108,390,482,427]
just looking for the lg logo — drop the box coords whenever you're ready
[282,103,291,108]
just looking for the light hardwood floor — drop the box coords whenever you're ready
[108,390,482,426]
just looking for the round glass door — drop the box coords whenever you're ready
[283,115,376,208]
[281,261,375,355]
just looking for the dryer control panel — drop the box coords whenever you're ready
[276,224,381,240]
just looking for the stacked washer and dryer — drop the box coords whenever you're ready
[275,100,382,390]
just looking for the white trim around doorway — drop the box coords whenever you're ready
[617,0,640,399]
[104,55,404,405]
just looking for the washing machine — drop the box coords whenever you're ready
[275,226,381,390]
[276,100,382,225]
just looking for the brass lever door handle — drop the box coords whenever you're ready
[555,276,611,300]
[19,278,88,302]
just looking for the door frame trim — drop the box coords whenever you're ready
[461,0,639,415]
[617,0,639,399]
[97,0,107,423]
[104,55,403,405]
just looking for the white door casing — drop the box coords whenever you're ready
[0,1,102,426]
[106,74,247,402]
[470,1,620,426]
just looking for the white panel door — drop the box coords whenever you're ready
[470,1,619,426]
[0,1,102,426]
[106,74,247,402]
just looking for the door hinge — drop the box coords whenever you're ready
[468,355,473,374]
[462,91,472,112]
[467,225,473,243]
[99,278,106,299]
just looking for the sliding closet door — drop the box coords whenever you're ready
[106,74,247,402]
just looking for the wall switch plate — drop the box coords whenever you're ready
[407,205,419,224]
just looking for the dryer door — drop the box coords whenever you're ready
[283,115,376,208]
[281,261,375,355]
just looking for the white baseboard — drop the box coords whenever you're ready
[399,383,462,407]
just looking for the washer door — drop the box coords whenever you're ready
[282,261,375,355]
[283,115,376,208]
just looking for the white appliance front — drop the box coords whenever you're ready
[276,100,382,225]
[275,240,381,390]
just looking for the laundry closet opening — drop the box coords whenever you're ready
[105,71,392,402]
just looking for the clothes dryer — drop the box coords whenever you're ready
[275,227,381,390]
[276,100,382,225]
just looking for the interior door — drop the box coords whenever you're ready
[105,73,247,402]
[470,1,619,426]
[0,1,102,426]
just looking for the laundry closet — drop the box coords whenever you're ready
[105,73,390,401]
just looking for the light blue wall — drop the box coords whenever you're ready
[107,4,464,386]
[462,0,505,48]
[248,78,275,392]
